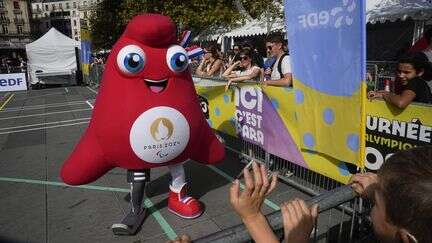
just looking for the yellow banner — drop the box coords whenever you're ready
[365,99,432,171]
[195,79,432,184]
[195,81,356,184]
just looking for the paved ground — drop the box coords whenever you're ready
[0,86,321,243]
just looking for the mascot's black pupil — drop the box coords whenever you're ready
[128,54,139,68]
[176,57,186,67]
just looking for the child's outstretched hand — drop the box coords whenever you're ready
[229,161,278,222]
[349,172,378,200]
[281,199,318,243]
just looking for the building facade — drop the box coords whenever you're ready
[31,0,99,41]
[0,0,32,61]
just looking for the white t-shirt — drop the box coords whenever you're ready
[234,66,261,82]
[423,49,432,62]
[271,55,292,80]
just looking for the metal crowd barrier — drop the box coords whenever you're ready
[236,139,344,194]
[194,185,357,243]
[366,60,398,91]
[88,63,104,87]
[219,137,364,243]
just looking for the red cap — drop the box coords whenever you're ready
[124,14,178,48]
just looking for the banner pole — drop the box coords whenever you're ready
[359,0,367,171]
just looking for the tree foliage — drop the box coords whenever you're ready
[88,0,124,50]
[90,0,283,50]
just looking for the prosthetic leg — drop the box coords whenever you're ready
[167,163,203,219]
[112,169,150,235]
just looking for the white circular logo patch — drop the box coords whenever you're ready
[130,106,190,163]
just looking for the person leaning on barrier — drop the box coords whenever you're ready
[368,52,432,108]
[195,45,224,78]
[350,146,432,243]
[228,44,242,67]
[263,33,293,87]
[241,41,264,69]
[222,49,261,91]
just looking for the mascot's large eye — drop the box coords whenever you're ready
[116,45,146,75]
[166,45,189,73]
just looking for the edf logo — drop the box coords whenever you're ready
[0,73,27,91]
[298,0,355,29]
[0,78,23,87]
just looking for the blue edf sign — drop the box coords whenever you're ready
[0,77,24,86]
[0,73,27,92]
[285,0,365,97]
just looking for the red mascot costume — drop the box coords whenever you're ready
[60,14,225,235]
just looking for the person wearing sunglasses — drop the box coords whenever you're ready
[263,33,293,87]
[227,45,242,66]
[222,49,261,91]
[195,45,224,78]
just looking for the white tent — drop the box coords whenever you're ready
[26,28,80,84]
[223,18,284,39]
[366,0,432,24]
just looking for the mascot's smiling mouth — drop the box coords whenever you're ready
[144,79,168,93]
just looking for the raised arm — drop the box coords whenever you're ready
[195,60,208,76]
[207,59,223,76]
[223,61,241,78]
[229,162,279,243]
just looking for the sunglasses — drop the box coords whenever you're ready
[240,56,249,60]
[266,45,273,50]
[233,48,240,51]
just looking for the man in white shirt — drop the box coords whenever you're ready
[422,28,432,61]
[420,28,432,92]
[263,33,293,87]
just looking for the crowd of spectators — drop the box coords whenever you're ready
[193,33,293,89]
[0,56,26,74]
[90,53,108,68]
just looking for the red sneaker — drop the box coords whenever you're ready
[168,183,203,219]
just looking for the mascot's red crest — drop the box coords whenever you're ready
[61,14,225,185]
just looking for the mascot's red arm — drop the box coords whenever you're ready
[61,125,114,185]
[190,116,225,164]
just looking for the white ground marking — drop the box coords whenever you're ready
[0,117,90,131]
[0,108,92,120]
[86,86,98,94]
[0,100,92,112]
[86,100,94,109]
[0,121,90,135]
[10,92,67,101]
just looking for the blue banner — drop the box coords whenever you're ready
[285,0,365,96]
[80,40,92,64]
[284,0,366,164]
